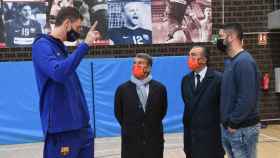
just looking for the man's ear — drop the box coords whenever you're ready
[63,19,71,31]
[227,33,235,42]
[199,57,207,65]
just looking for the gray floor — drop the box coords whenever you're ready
[1,126,280,158]
[0,133,185,158]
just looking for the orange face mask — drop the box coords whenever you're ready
[188,57,200,71]
[132,65,145,78]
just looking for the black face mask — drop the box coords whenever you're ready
[66,28,80,42]
[216,39,228,53]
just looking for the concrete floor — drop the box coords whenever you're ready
[0,125,279,158]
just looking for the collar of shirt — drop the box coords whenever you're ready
[195,66,207,82]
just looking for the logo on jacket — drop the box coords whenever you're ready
[143,34,150,40]
[60,146,70,156]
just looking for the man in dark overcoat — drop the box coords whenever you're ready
[115,53,168,158]
[181,46,224,158]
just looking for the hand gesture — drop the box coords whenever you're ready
[84,21,100,46]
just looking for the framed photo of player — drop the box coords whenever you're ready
[107,0,152,45]
[77,0,109,45]
[0,0,6,48]
[46,0,109,45]
[2,0,47,48]
[151,0,212,44]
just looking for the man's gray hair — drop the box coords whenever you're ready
[136,53,153,66]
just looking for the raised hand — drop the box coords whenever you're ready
[84,21,101,46]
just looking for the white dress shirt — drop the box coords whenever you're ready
[194,66,207,87]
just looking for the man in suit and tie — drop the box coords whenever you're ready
[181,46,224,158]
[114,53,168,158]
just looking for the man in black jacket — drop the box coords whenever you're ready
[114,53,168,158]
[181,46,224,158]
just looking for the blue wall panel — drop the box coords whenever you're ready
[0,56,190,144]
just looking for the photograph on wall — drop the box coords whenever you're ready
[0,0,6,48]
[47,0,109,46]
[2,0,47,47]
[107,0,152,45]
[82,0,109,45]
[152,0,212,44]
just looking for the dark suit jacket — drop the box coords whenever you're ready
[181,68,224,158]
[115,80,167,158]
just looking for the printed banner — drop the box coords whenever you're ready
[0,0,212,48]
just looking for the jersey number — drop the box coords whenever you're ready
[132,36,144,44]
[21,28,30,36]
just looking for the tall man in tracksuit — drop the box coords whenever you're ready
[217,23,261,158]
[32,7,99,158]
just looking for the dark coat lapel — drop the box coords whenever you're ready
[191,69,215,112]
[145,80,156,112]
[128,81,145,113]
[187,73,196,105]
[190,73,196,94]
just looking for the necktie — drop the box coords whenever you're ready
[196,74,201,89]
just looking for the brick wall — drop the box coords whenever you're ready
[244,33,280,119]
[0,0,279,120]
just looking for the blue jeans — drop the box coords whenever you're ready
[221,124,260,158]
